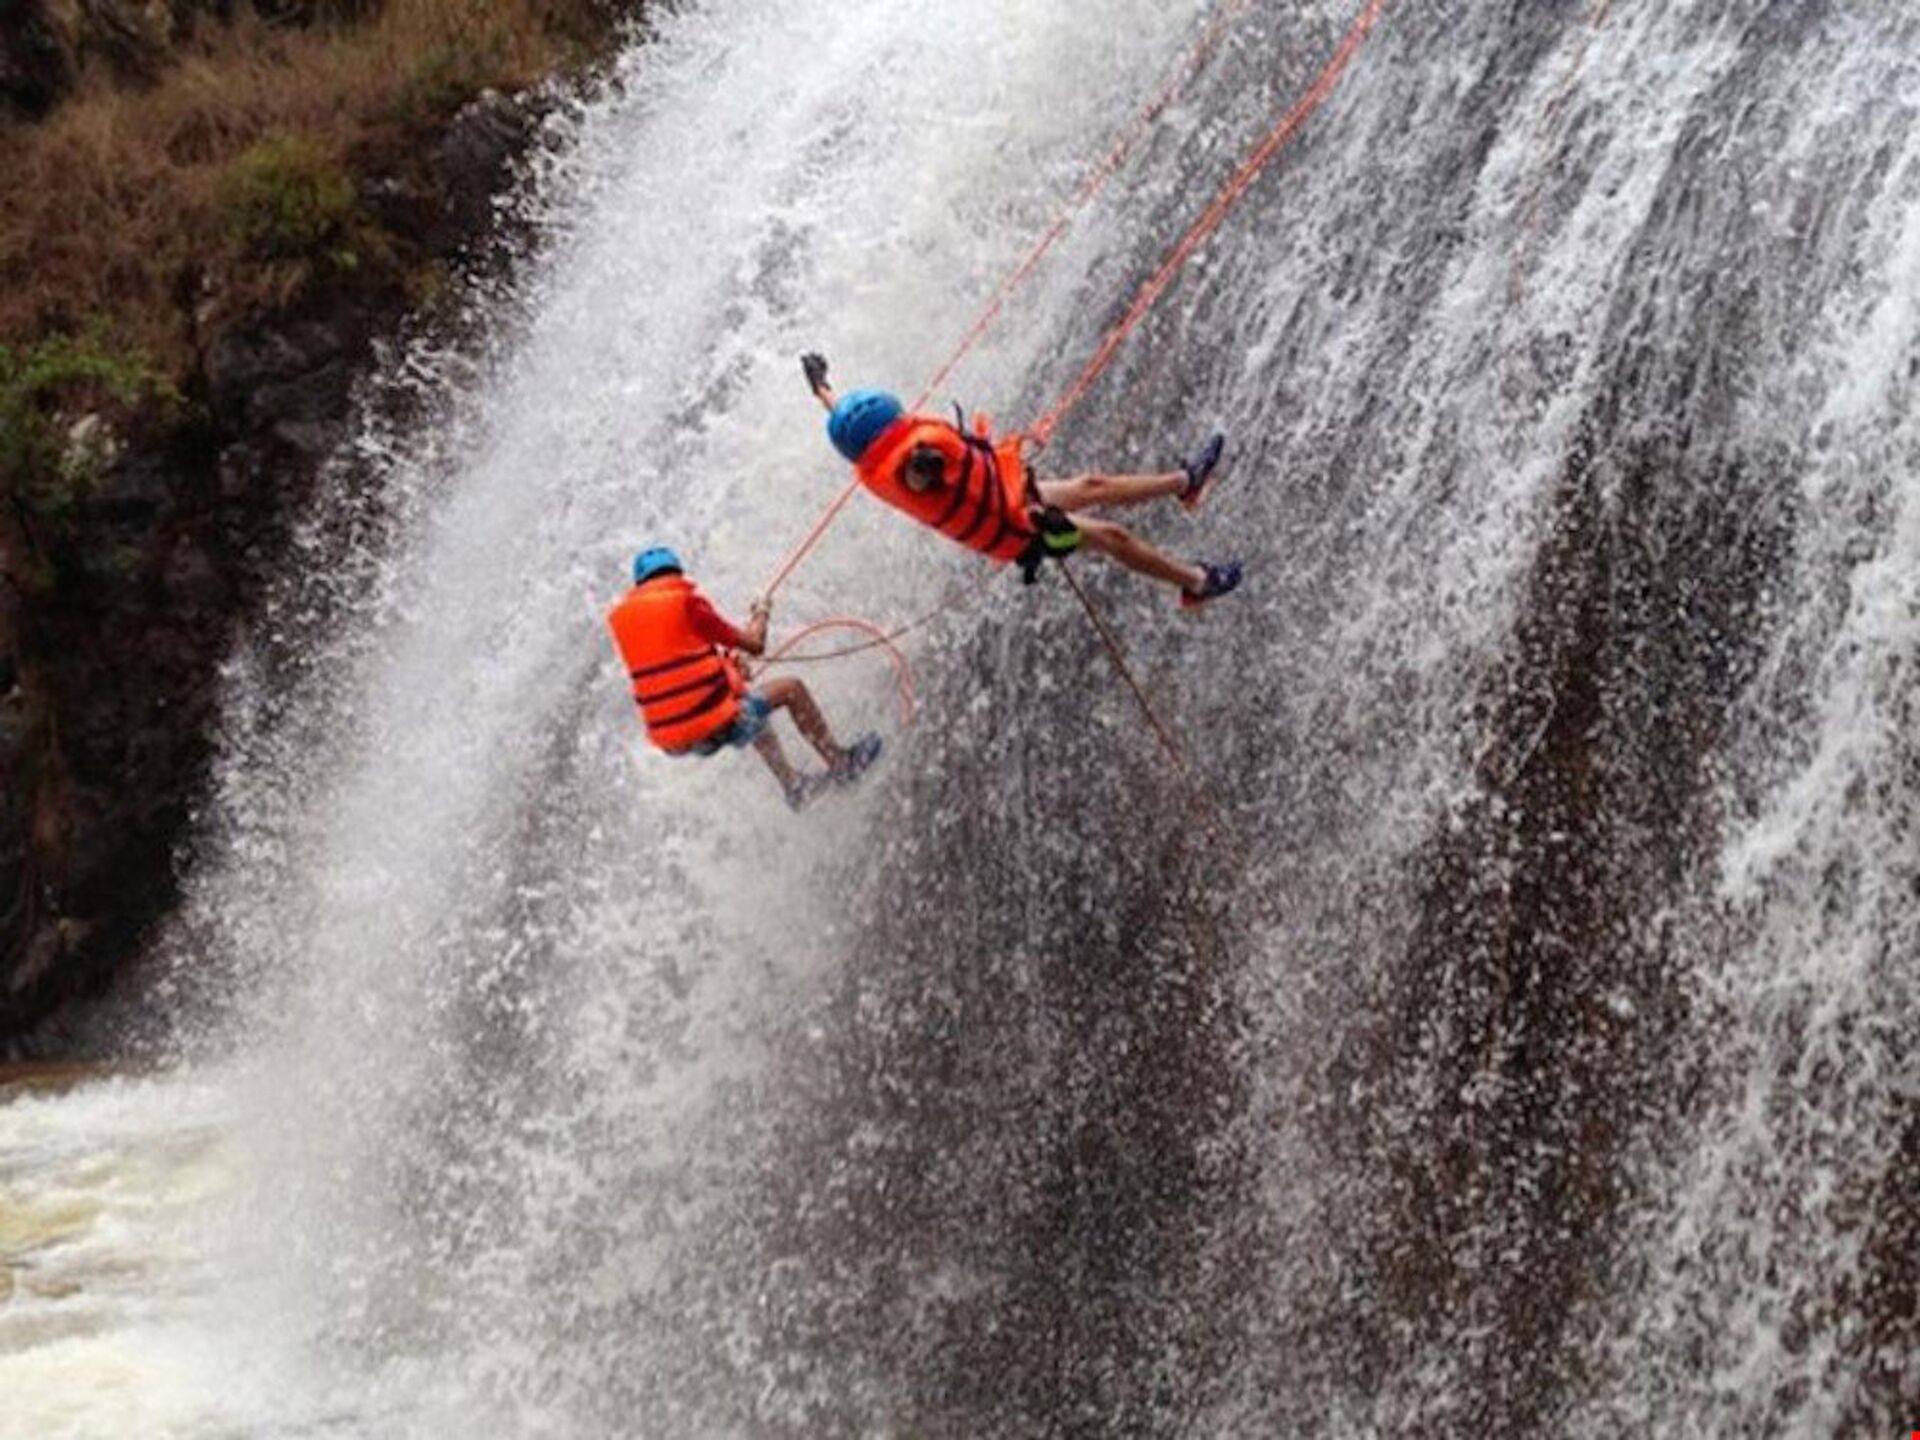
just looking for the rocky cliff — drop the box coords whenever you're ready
[0,0,639,1053]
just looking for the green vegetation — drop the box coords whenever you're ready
[218,134,358,264]
[0,0,639,379]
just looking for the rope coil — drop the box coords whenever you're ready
[763,617,920,728]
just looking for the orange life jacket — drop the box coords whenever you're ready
[606,574,746,754]
[854,413,1036,564]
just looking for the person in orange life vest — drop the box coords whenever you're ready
[799,352,1243,609]
[608,547,882,811]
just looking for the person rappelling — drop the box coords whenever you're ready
[608,547,883,810]
[800,353,1243,608]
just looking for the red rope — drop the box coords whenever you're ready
[763,616,919,727]
[1030,0,1386,445]
[761,1,1253,603]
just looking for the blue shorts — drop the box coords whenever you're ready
[686,692,772,756]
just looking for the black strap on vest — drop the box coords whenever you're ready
[932,412,1032,560]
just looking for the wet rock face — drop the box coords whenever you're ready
[2,424,234,1048]
[0,83,566,1055]
[434,89,550,238]
[206,316,357,460]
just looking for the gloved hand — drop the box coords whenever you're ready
[800,352,830,394]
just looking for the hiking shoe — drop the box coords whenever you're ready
[832,733,884,785]
[1179,561,1243,611]
[783,775,827,813]
[1179,432,1226,511]
[785,736,883,811]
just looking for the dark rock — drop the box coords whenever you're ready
[358,174,440,240]
[0,701,30,803]
[433,89,545,237]
[58,786,128,914]
[253,358,354,456]
[216,441,270,501]
[85,451,176,526]
[161,537,224,614]
[0,0,74,119]
[14,920,96,995]
[205,319,352,426]
[2,20,609,1055]
[12,926,64,998]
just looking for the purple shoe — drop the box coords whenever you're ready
[1179,433,1226,511]
[1179,561,1243,611]
[832,733,884,784]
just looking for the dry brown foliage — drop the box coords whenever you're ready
[0,0,626,373]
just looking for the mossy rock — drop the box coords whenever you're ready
[0,335,176,588]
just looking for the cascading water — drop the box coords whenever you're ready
[4,1,1918,1435]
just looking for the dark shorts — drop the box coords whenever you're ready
[685,692,772,757]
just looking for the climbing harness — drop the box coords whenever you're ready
[1014,505,1084,587]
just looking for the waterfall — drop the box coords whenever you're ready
[4,2,1917,1435]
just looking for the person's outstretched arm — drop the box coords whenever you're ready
[801,352,837,412]
[688,590,771,656]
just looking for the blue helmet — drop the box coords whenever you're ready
[632,546,682,584]
[827,389,904,462]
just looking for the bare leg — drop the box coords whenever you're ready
[1035,471,1185,513]
[757,676,847,768]
[752,730,801,790]
[1071,515,1206,593]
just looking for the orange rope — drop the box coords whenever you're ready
[910,0,1254,413]
[766,568,996,666]
[760,0,1254,603]
[760,475,863,601]
[764,616,919,727]
[1030,0,1387,445]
